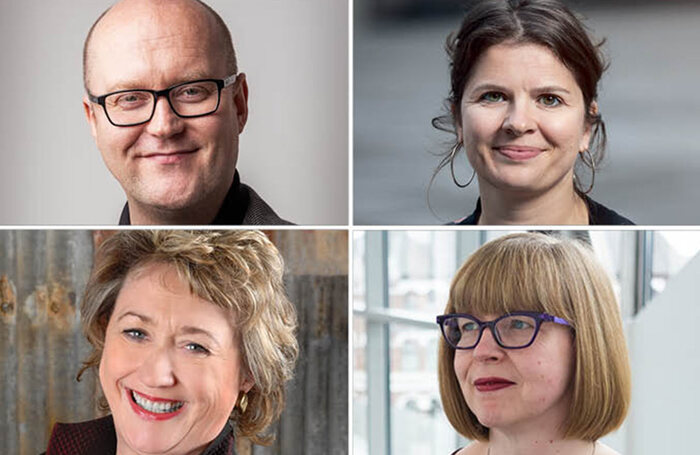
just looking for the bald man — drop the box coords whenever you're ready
[82,0,291,225]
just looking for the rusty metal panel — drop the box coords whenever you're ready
[0,231,95,455]
[254,230,349,455]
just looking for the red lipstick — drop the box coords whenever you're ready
[474,377,516,392]
[127,388,186,421]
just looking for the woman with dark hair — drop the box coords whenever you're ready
[433,0,633,225]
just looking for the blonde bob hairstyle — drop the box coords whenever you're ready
[78,230,298,445]
[438,232,631,441]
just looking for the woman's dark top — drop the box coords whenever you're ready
[450,195,635,225]
[43,415,237,455]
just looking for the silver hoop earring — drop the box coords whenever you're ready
[577,149,596,194]
[450,143,476,188]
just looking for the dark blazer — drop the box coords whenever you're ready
[43,415,237,455]
[119,171,293,225]
[450,195,635,225]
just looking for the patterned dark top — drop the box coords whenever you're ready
[43,415,237,455]
[450,195,635,225]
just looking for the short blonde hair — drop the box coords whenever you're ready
[438,233,630,441]
[79,230,298,444]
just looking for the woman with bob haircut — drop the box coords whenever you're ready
[436,233,631,455]
[432,0,633,225]
[44,230,298,455]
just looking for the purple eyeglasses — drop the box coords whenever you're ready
[436,311,572,349]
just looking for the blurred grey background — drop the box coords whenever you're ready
[354,0,700,225]
[0,0,348,225]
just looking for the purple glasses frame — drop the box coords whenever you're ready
[436,311,572,350]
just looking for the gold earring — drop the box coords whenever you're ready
[237,392,248,414]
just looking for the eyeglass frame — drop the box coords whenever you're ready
[436,311,573,350]
[87,73,238,127]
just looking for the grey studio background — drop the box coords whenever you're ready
[354,0,700,225]
[0,0,348,225]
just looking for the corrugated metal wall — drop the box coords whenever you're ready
[255,230,349,455]
[0,231,97,455]
[0,230,348,455]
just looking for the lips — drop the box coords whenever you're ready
[139,149,198,164]
[495,145,543,161]
[127,388,186,421]
[474,377,516,392]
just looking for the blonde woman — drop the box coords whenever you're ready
[44,230,298,455]
[437,233,630,455]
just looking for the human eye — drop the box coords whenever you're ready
[173,84,211,102]
[538,94,562,107]
[184,342,211,355]
[508,317,534,330]
[462,320,480,332]
[479,91,506,103]
[122,328,147,341]
[113,92,150,110]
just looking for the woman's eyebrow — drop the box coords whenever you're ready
[533,85,571,94]
[180,326,222,348]
[468,82,508,94]
[116,311,152,323]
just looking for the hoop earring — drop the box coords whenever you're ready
[450,143,476,188]
[577,149,596,194]
[236,392,248,414]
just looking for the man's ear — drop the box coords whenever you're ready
[233,73,249,133]
[83,95,98,139]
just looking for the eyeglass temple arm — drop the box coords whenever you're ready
[223,74,238,88]
[543,314,571,327]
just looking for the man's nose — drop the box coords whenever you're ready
[137,345,177,387]
[145,96,185,138]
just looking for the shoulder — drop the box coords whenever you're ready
[45,415,116,455]
[595,441,623,455]
[452,441,486,455]
[585,196,635,225]
[240,183,294,225]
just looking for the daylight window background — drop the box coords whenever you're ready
[353,230,700,455]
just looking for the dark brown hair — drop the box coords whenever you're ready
[431,0,608,193]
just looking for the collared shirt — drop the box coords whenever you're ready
[119,171,292,225]
[44,415,237,455]
[451,195,635,225]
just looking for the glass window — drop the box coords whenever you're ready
[389,322,452,455]
[650,231,700,298]
[387,231,455,315]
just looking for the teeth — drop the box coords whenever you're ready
[131,391,184,414]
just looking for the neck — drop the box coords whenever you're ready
[477,175,588,225]
[487,430,595,455]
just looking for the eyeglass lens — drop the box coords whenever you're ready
[104,80,220,125]
[443,315,538,348]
